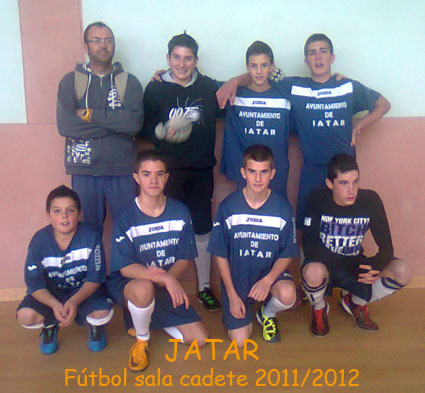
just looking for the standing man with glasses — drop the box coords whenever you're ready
[56,21,144,234]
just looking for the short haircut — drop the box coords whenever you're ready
[46,185,81,213]
[246,41,274,65]
[168,32,198,57]
[135,150,169,172]
[304,33,334,58]
[83,21,114,44]
[242,144,274,169]
[327,154,359,181]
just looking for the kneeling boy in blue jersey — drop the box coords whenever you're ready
[208,145,298,347]
[17,185,113,354]
[107,150,207,372]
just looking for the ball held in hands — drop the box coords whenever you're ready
[154,116,193,144]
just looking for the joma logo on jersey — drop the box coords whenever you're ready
[149,225,164,233]
[317,90,332,97]
[247,217,262,223]
[252,100,266,105]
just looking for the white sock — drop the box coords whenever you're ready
[351,294,368,306]
[369,277,403,303]
[163,326,184,342]
[263,296,294,318]
[195,233,211,291]
[21,322,44,329]
[86,308,114,326]
[302,278,328,310]
[127,299,155,341]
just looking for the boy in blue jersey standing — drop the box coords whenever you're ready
[107,150,207,372]
[221,41,291,197]
[208,145,298,347]
[217,33,391,238]
[17,185,113,354]
[286,34,390,235]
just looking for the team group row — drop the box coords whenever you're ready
[17,23,411,372]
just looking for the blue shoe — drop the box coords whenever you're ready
[88,325,107,352]
[40,324,58,355]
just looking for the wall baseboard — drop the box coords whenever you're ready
[1,276,424,302]
[409,275,425,288]
[0,287,26,302]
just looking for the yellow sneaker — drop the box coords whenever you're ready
[128,339,149,371]
[256,305,281,343]
[126,327,136,338]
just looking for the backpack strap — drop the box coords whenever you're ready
[74,70,88,102]
[114,72,128,102]
[74,70,128,103]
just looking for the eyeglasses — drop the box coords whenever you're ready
[87,38,114,45]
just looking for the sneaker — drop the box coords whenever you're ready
[198,288,221,312]
[256,305,281,343]
[88,325,107,352]
[341,294,379,331]
[127,327,136,338]
[40,324,59,355]
[128,339,149,372]
[311,302,330,337]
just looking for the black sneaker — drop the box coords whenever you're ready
[198,288,221,312]
[40,324,59,354]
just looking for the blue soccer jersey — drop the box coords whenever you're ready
[220,86,291,196]
[208,189,298,300]
[24,223,105,295]
[275,76,381,165]
[110,197,197,274]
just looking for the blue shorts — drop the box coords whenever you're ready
[17,285,112,326]
[302,257,372,301]
[296,164,328,229]
[106,275,200,330]
[222,271,293,330]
